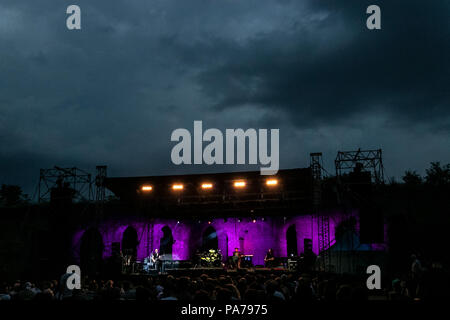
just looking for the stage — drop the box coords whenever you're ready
[70,168,387,277]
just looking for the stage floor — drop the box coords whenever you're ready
[123,267,293,278]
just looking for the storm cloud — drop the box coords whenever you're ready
[0,0,449,195]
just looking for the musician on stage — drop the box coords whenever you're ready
[264,248,276,268]
[232,248,242,269]
[151,248,163,274]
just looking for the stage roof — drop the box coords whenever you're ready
[104,168,314,216]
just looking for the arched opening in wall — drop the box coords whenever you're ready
[160,226,174,259]
[122,226,139,258]
[202,226,218,250]
[286,224,298,257]
[80,228,104,276]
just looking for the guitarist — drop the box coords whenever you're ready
[264,248,276,268]
[151,248,162,274]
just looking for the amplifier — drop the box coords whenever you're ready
[287,259,298,271]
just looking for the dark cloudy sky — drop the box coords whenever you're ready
[0,0,449,195]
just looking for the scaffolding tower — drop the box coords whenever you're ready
[95,165,107,221]
[310,152,330,271]
[334,148,384,271]
[335,149,384,184]
[38,166,93,203]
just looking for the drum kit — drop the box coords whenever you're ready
[199,249,223,267]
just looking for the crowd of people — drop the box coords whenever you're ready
[0,272,367,301]
[1,260,448,301]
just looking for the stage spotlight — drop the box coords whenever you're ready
[266,178,278,186]
[177,221,180,224]
[252,219,256,223]
[234,180,246,188]
[208,221,212,224]
[238,218,241,222]
[201,183,213,190]
[141,185,153,192]
[172,184,184,191]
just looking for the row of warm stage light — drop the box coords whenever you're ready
[140,178,278,192]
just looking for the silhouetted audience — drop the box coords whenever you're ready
[1,259,448,301]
